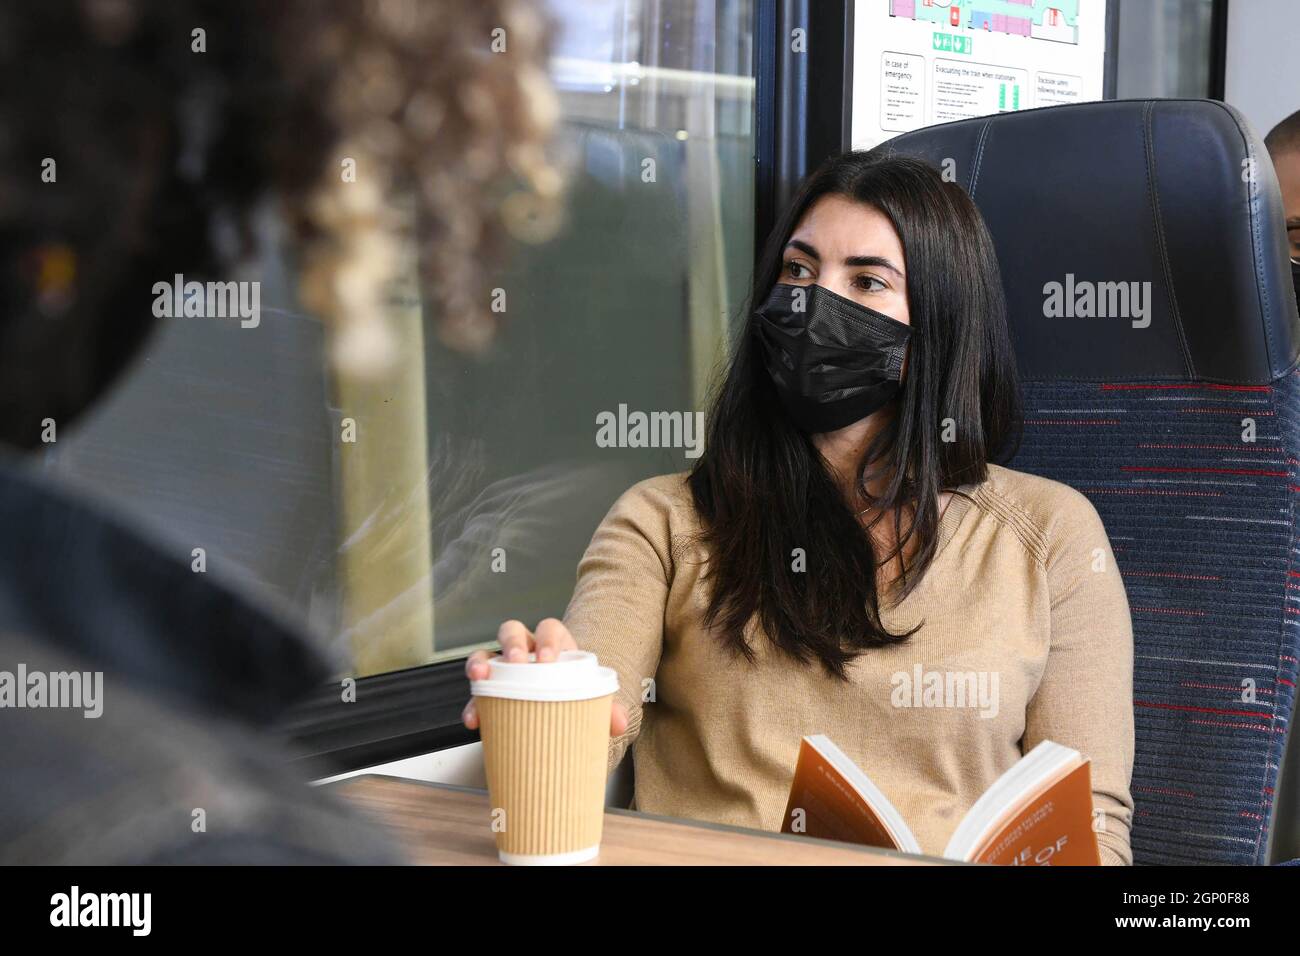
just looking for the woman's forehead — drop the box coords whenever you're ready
[791,195,900,251]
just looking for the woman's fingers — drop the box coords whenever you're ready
[533,617,576,662]
[611,698,628,736]
[464,649,494,682]
[463,620,533,729]
[463,618,604,732]
[462,651,494,729]
[497,619,535,662]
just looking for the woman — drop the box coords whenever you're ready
[462,153,1136,865]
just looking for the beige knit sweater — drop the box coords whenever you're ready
[563,463,1135,865]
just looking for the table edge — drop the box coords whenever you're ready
[327,773,964,866]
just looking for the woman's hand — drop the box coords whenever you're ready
[461,618,629,737]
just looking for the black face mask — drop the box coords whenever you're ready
[754,282,913,433]
[1292,259,1300,311]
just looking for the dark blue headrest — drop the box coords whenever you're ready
[873,99,1299,384]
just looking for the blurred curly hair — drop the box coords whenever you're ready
[0,0,563,447]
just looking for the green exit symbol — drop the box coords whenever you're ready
[932,32,971,54]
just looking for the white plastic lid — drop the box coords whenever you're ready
[470,649,619,702]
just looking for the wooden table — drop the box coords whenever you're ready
[332,774,956,865]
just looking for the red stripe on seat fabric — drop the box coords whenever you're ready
[1121,466,1288,476]
[1101,383,1272,392]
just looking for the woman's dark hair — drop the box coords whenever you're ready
[688,152,1021,679]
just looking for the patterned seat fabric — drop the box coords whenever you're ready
[1012,379,1300,864]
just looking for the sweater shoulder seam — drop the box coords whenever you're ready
[968,477,1051,569]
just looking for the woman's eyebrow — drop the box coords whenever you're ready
[844,254,904,278]
[785,238,819,259]
[786,240,904,278]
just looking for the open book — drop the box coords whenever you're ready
[781,735,1100,865]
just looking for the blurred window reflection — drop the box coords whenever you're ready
[42,0,756,678]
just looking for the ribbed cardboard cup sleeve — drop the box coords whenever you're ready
[477,694,613,863]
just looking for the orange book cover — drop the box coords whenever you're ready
[780,737,903,849]
[780,735,1101,864]
[969,761,1100,865]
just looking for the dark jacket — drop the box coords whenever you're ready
[0,456,397,864]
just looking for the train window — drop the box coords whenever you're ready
[40,0,757,680]
[1115,0,1219,99]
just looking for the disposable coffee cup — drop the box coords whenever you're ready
[470,649,618,865]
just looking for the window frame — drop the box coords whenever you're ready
[281,657,477,775]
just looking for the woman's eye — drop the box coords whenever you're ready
[784,260,810,279]
[855,274,886,292]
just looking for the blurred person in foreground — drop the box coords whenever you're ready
[0,0,561,863]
